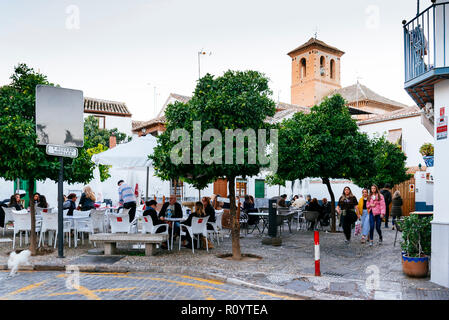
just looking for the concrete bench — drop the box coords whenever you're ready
[89,233,168,256]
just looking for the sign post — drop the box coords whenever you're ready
[36,85,84,258]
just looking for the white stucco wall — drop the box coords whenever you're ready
[359,115,434,167]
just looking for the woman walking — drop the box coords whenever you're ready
[357,188,370,244]
[367,184,386,246]
[391,190,403,230]
[336,187,358,244]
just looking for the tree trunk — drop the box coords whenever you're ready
[28,180,37,255]
[323,177,337,233]
[228,176,241,260]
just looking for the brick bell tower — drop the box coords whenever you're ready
[288,37,345,107]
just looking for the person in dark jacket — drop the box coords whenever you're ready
[159,195,183,218]
[181,201,207,248]
[32,193,40,207]
[143,200,168,230]
[78,186,96,211]
[8,194,24,211]
[305,198,323,230]
[277,194,288,208]
[391,190,403,230]
[63,193,77,216]
[380,184,392,228]
[37,195,48,209]
[320,198,331,227]
[202,197,216,231]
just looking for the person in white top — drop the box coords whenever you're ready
[292,195,306,209]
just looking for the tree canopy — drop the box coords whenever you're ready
[151,70,277,259]
[272,94,374,231]
[0,63,96,253]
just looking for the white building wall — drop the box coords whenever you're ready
[83,114,133,137]
[431,79,449,288]
[359,115,433,168]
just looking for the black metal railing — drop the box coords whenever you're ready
[404,1,449,83]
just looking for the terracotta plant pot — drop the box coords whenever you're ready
[402,255,429,278]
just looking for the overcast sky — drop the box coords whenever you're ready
[0,0,421,121]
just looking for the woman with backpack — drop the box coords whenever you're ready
[367,184,386,246]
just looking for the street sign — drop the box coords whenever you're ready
[36,85,84,147]
[46,145,78,158]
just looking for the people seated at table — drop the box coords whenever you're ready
[143,200,168,230]
[37,195,48,209]
[242,195,259,226]
[32,193,40,206]
[305,198,322,230]
[211,194,222,210]
[78,186,96,211]
[63,193,77,216]
[306,195,312,205]
[159,194,183,218]
[8,194,24,211]
[277,194,288,208]
[292,195,306,209]
[181,201,207,248]
[320,198,331,227]
[202,197,216,230]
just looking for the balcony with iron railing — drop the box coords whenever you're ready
[403,0,449,130]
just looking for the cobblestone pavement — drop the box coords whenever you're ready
[1,221,448,300]
[0,271,297,300]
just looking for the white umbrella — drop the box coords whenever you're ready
[92,134,158,200]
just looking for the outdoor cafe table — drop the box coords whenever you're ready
[247,210,296,234]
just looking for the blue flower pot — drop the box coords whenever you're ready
[423,156,434,167]
[402,255,429,278]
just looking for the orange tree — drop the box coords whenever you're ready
[270,94,373,232]
[0,64,95,254]
[151,70,276,260]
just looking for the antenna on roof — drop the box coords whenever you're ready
[314,26,318,39]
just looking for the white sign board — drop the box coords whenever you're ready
[35,85,84,147]
[46,145,78,158]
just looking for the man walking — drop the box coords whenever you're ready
[117,180,137,223]
[380,183,392,228]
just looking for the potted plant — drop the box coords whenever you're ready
[399,214,432,278]
[419,143,434,167]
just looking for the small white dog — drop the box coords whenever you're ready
[7,250,31,277]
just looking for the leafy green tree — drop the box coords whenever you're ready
[273,94,373,232]
[84,115,130,149]
[0,64,95,254]
[151,70,276,260]
[352,136,412,188]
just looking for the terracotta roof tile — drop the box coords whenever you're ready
[84,97,131,116]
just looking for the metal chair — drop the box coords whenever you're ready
[304,211,320,231]
[394,217,404,247]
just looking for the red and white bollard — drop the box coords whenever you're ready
[314,231,321,276]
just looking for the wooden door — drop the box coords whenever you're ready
[392,177,415,216]
[213,179,228,197]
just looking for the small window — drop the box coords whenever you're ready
[330,59,336,79]
[300,58,307,78]
[94,116,105,129]
[320,56,326,76]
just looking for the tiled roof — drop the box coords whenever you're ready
[287,37,345,56]
[357,106,421,125]
[84,97,132,117]
[133,116,166,132]
[132,120,147,130]
[330,83,408,110]
[156,93,191,118]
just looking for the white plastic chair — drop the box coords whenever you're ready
[141,216,169,248]
[207,211,223,245]
[38,212,72,248]
[12,210,31,249]
[110,214,132,234]
[90,209,107,233]
[179,216,209,253]
[3,207,15,236]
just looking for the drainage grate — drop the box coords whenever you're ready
[322,271,345,277]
